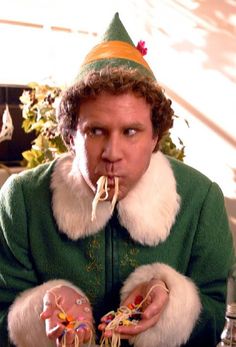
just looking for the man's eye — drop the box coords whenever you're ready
[124,128,137,136]
[89,128,103,136]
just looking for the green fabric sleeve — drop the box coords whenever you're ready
[0,175,39,345]
[185,182,235,347]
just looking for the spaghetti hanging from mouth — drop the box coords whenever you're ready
[91,176,119,221]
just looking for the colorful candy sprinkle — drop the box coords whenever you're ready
[58,312,67,320]
[134,295,143,305]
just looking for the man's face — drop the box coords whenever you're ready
[72,92,158,200]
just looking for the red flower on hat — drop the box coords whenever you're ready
[136,40,147,56]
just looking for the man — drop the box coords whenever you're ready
[0,13,234,347]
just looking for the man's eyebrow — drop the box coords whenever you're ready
[123,122,146,129]
[80,120,105,128]
[80,121,146,130]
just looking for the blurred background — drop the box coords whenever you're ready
[0,0,235,243]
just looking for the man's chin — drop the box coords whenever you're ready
[108,188,128,202]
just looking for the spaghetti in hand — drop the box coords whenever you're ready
[98,280,169,347]
[40,285,95,347]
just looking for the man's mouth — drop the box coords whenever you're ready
[107,176,116,187]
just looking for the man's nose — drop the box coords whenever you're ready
[101,134,122,162]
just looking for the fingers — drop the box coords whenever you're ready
[83,326,93,342]
[121,283,147,307]
[61,329,75,344]
[56,329,74,347]
[76,328,86,343]
[51,323,93,345]
[40,291,56,320]
[116,312,161,336]
[48,324,65,339]
[41,286,95,347]
[99,280,170,342]
[101,329,133,340]
[41,291,63,338]
[55,325,91,346]
[142,285,169,320]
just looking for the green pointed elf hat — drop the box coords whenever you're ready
[76,13,156,81]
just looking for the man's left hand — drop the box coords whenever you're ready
[98,278,169,339]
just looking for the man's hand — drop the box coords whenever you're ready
[40,285,93,346]
[98,279,169,340]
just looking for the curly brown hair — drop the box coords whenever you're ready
[57,66,174,152]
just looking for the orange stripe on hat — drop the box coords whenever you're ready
[82,40,153,73]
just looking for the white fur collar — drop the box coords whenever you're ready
[51,152,180,246]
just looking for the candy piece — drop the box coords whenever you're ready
[134,295,143,305]
[123,319,132,326]
[104,313,114,324]
[66,314,75,322]
[58,312,67,320]
[131,313,141,320]
[128,303,135,310]
[130,319,139,324]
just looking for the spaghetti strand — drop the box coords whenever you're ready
[91,176,119,221]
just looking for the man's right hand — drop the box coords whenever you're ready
[40,285,93,346]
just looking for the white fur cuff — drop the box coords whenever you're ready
[120,263,202,347]
[8,279,89,347]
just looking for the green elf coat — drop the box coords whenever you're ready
[0,151,234,347]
